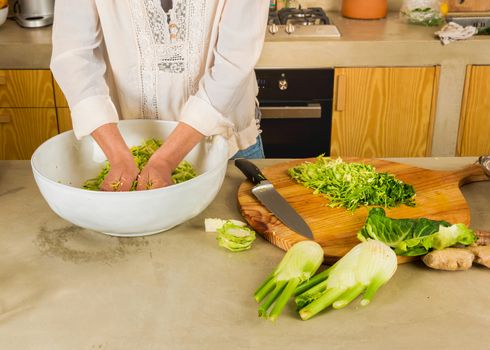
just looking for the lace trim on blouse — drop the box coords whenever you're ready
[128,0,207,118]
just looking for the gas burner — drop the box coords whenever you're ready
[266,7,340,38]
[277,7,330,26]
[268,11,281,25]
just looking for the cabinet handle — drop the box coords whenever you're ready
[0,115,11,123]
[260,104,322,119]
[335,74,346,112]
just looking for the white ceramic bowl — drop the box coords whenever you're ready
[0,6,8,26]
[31,120,228,237]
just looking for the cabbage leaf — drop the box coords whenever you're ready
[357,208,476,256]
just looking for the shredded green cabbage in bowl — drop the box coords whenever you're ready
[82,138,196,191]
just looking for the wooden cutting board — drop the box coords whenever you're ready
[237,158,488,264]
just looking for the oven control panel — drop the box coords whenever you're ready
[255,69,334,101]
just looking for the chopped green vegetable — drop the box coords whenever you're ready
[400,7,444,26]
[431,223,476,250]
[288,156,415,211]
[254,241,324,321]
[357,208,476,256]
[216,221,256,252]
[295,240,397,321]
[82,138,196,191]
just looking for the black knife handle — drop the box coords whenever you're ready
[234,158,267,185]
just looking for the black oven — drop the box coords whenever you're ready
[255,68,334,158]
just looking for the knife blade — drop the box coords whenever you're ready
[235,158,314,239]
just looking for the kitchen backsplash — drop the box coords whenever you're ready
[299,0,403,11]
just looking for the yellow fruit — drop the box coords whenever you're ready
[0,0,8,9]
[440,2,449,16]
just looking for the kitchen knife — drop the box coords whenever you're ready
[235,158,314,239]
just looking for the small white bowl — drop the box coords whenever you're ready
[0,6,8,26]
[31,120,229,237]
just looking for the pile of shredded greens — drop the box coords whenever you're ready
[288,156,415,211]
[83,138,196,191]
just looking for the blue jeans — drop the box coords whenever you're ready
[231,105,265,159]
[231,135,265,160]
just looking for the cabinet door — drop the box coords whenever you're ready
[0,70,55,108]
[457,65,490,156]
[57,108,73,133]
[0,108,58,160]
[331,67,439,157]
[54,79,69,108]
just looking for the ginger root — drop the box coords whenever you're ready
[422,248,474,271]
[422,245,490,271]
[468,245,490,268]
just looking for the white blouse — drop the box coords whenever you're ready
[50,0,269,156]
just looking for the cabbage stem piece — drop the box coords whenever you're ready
[254,241,324,321]
[216,221,256,252]
[296,240,397,321]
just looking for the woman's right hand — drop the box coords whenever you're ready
[91,123,139,192]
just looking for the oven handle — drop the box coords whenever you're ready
[259,104,322,119]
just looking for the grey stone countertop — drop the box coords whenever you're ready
[1,158,490,350]
[2,12,490,69]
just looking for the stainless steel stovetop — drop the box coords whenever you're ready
[267,7,341,39]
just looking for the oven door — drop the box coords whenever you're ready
[259,101,331,158]
[255,68,334,158]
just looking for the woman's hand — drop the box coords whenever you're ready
[100,154,140,191]
[136,122,204,191]
[136,157,173,190]
[91,123,139,192]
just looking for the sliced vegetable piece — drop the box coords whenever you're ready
[255,241,324,321]
[216,221,256,252]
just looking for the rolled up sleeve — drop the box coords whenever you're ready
[50,0,118,139]
[180,0,269,136]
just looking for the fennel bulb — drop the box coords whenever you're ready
[296,240,397,320]
[255,241,324,321]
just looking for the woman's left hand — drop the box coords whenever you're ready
[136,157,174,190]
[136,122,204,190]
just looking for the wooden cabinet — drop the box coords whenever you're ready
[54,79,69,108]
[456,65,490,156]
[0,70,76,159]
[57,107,73,133]
[0,70,59,160]
[331,66,439,157]
[54,79,73,133]
[0,70,55,108]
[0,108,58,159]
